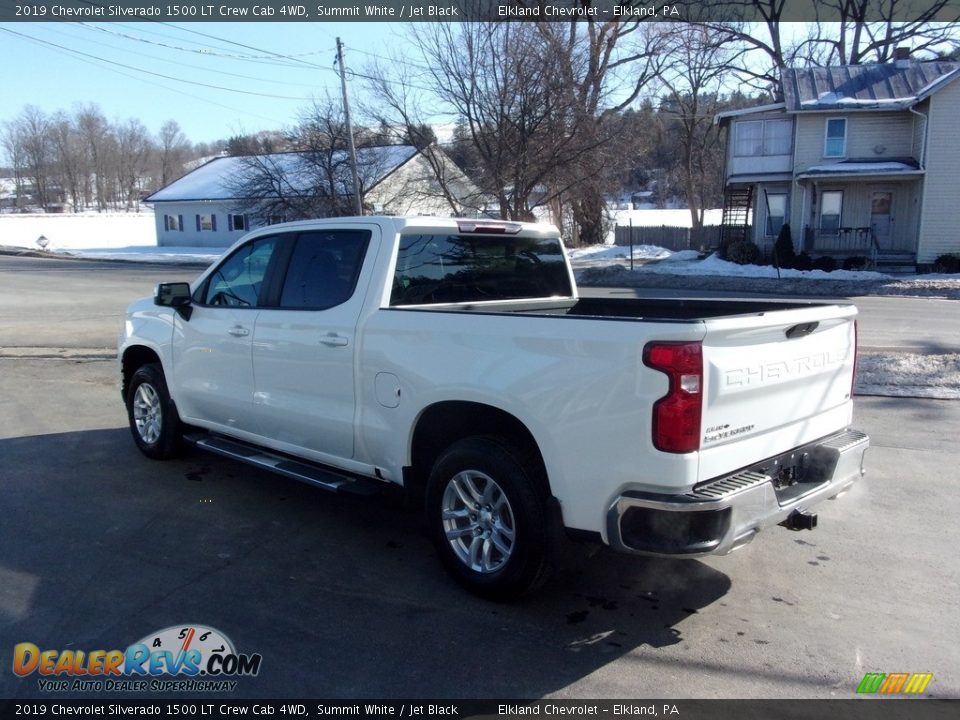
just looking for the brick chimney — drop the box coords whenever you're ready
[895,46,912,68]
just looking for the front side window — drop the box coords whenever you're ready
[278,230,371,309]
[202,236,279,307]
[819,191,843,234]
[765,192,787,237]
[391,233,572,306]
[824,118,847,158]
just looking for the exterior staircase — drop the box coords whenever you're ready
[875,253,917,275]
[719,186,753,251]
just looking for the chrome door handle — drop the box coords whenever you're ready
[228,326,249,337]
[319,333,349,347]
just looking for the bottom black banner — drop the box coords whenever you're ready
[1,699,958,720]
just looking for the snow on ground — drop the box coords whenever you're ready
[857,352,960,400]
[0,211,222,264]
[611,207,724,227]
[567,244,672,262]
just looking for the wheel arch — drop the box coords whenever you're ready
[121,345,162,402]
[407,401,551,504]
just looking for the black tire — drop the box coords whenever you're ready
[425,436,552,600]
[126,363,182,460]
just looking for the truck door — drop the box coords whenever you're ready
[251,227,379,460]
[172,235,282,432]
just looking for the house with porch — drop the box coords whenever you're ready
[145,144,482,248]
[716,55,960,271]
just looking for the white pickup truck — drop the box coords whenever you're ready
[119,216,868,598]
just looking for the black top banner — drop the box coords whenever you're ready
[1,0,959,23]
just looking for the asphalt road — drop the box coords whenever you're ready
[1,255,958,700]
[1,255,957,355]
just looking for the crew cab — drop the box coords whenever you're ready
[119,216,868,598]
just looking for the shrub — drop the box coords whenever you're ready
[842,255,871,271]
[933,254,960,273]
[725,240,760,265]
[792,253,813,271]
[812,255,837,272]
[773,224,795,268]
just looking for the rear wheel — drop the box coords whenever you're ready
[126,363,182,460]
[426,436,552,600]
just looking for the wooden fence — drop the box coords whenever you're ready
[614,224,724,252]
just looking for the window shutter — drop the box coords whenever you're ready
[178,215,183,231]
[211,214,217,231]
[196,215,201,232]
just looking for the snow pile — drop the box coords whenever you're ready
[567,244,672,263]
[644,252,891,281]
[611,208,723,227]
[857,352,960,400]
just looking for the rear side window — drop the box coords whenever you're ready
[391,234,571,306]
[279,230,371,309]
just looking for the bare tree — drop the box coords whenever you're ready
[1,120,28,210]
[116,119,153,210]
[656,25,743,228]
[50,111,87,212]
[693,0,960,95]
[158,120,190,187]
[75,105,115,211]
[13,106,54,210]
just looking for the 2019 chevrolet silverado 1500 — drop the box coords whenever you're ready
[119,216,868,598]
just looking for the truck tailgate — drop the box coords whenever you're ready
[698,304,858,483]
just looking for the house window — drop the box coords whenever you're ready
[196,214,217,232]
[734,119,792,156]
[763,120,792,155]
[764,192,787,237]
[734,121,763,156]
[267,215,286,226]
[819,190,843,234]
[824,118,847,158]
[228,213,247,232]
[164,214,183,232]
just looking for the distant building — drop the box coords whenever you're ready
[144,145,482,247]
[715,54,960,270]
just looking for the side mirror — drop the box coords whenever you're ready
[154,282,193,320]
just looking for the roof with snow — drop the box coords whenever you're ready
[782,61,960,112]
[796,159,923,180]
[146,145,419,203]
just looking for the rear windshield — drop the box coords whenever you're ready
[391,233,572,306]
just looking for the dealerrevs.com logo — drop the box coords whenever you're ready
[13,624,262,693]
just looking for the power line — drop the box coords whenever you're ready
[0,28,293,129]
[0,27,317,101]
[63,25,332,88]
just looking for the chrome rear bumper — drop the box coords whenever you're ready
[606,429,869,557]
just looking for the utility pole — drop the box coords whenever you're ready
[336,37,363,216]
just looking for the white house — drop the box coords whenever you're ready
[145,145,482,247]
[715,55,960,270]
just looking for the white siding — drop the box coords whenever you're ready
[917,76,960,263]
[153,202,247,248]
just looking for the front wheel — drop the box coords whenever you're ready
[126,363,182,460]
[426,436,552,600]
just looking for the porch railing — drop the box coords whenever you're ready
[803,226,880,267]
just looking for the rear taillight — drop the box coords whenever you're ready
[644,341,703,454]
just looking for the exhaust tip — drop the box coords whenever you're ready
[780,508,818,531]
